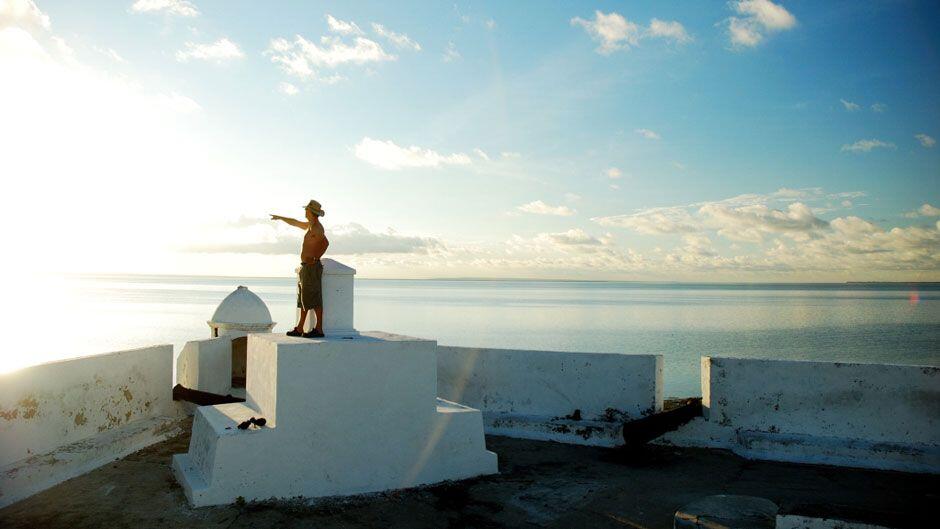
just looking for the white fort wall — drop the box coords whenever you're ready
[0,346,183,508]
[437,346,663,447]
[657,357,940,473]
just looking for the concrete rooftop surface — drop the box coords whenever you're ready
[0,417,935,529]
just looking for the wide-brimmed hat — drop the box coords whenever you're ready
[304,199,325,217]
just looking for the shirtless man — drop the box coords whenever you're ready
[271,200,330,338]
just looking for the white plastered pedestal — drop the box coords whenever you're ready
[296,258,357,337]
[172,332,497,507]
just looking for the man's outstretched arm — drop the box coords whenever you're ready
[270,214,309,229]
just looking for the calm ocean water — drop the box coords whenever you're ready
[10,275,940,397]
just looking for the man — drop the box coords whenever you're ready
[271,200,330,338]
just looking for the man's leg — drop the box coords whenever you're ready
[313,307,323,333]
[296,309,308,332]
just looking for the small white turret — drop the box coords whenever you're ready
[208,286,276,337]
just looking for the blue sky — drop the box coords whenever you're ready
[1,0,938,280]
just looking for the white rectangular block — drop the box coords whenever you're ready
[174,332,497,506]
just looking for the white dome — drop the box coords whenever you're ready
[209,286,273,325]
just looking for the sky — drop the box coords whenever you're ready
[1,0,938,281]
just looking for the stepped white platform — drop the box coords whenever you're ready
[172,332,497,507]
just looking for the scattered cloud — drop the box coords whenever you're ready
[840,98,859,112]
[594,206,700,235]
[840,139,895,153]
[485,19,496,30]
[535,229,603,247]
[500,151,521,159]
[606,167,623,179]
[647,18,692,44]
[371,23,420,51]
[326,14,363,36]
[442,41,460,62]
[517,200,576,217]
[130,0,199,17]
[726,0,797,49]
[915,133,936,148]
[266,15,416,83]
[176,38,243,63]
[635,128,661,140]
[904,204,940,218]
[93,46,127,64]
[353,137,472,170]
[571,11,689,54]
[472,148,490,161]
[699,202,828,242]
[572,11,639,54]
[186,222,444,256]
[277,81,299,95]
[870,102,887,113]
[1,0,50,32]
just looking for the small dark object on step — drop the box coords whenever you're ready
[237,420,251,430]
[251,417,267,427]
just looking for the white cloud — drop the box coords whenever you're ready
[870,102,887,113]
[0,0,50,32]
[485,19,496,30]
[594,206,700,235]
[176,38,243,63]
[699,202,828,242]
[130,0,199,17]
[647,18,692,44]
[371,23,420,51]
[277,82,299,96]
[840,98,860,112]
[267,33,394,81]
[905,204,940,218]
[572,11,690,53]
[353,137,471,170]
[840,139,895,153]
[94,46,127,64]
[501,151,521,159]
[727,0,797,48]
[571,11,640,54]
[326,14,363,36]
[517,200,576,217]
[606,167,623,179]
[472,148,490,161]
[915,133,936,148]
[635,128,661,140]
[187,222,444,255]
[442,41,460,62]
[535,229,602,247]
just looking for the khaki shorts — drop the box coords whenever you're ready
[297,261,323,310]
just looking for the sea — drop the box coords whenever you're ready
[9,275,940,397]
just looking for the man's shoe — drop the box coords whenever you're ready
[304,329,325,338]
[286,328,303,337]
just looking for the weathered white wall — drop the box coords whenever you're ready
[437,346,663,446]
[0,346,181,507]
[657,357,940,473]
[176,334,244,395]
[173,333,497,507]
